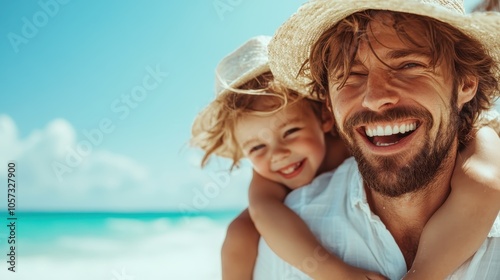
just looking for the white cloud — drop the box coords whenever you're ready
[0,115,148,192]
[0,115,249,211]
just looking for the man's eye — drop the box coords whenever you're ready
[333,70,365,82]
[249,144,265,154]
[349,71,365,76]
[345,72,367,82]
[402,63,422,69]
[284,127,300,137]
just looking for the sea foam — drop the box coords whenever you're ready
[0,216,229,280]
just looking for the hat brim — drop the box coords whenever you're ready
[216,64,271,96]
[269,0,500,95]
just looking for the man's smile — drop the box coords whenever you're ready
[355,119,422,153]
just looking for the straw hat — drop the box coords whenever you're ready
[191,36,272,159]
[268,0,500,95]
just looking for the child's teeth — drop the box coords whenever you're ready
[281,162,300,174]
[282,166,294,174]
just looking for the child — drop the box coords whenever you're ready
[191,36,500,279]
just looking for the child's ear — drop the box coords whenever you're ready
[457,75,478,109]
[321,105,335,132]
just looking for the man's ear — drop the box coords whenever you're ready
[457,75,479,108]
[325,96,333,112]
[321,103,335,132]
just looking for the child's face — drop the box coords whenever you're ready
[235,100,333,189]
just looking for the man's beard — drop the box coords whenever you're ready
[339,104,460,197]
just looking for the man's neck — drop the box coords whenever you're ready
[318,134,351,175]
[365,147,457,269]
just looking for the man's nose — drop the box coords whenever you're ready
[362,71,400,111]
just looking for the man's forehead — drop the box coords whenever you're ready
[353,45,431,65]
[353,15,431,62]
[371,16,426,43]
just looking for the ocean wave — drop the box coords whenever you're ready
[0,216,230,280]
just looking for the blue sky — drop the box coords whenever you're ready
[0,0,492,212]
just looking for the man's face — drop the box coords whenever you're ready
[328,16,463,197]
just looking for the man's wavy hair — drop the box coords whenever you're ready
[302,10,499,149]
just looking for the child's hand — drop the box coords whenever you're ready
[335,266,387,280]
[402,126,500,280]
[350,268,387,280]
[453,126,500,195]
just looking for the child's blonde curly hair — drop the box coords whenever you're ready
[191,71,325,170]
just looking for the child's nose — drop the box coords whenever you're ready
[271,147,291,163]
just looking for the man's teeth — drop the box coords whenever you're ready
[365,122,417,137]
[281,162,301,174]
[375,141,398,147]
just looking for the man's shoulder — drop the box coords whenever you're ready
[488,213,500,237]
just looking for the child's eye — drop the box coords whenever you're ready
[249,144,265,154]
[284,127,301,137]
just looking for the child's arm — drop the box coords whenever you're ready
[249,170,387,280]
[405,126,500,279]
[221,209,260,280]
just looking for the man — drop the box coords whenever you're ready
[254,0,500,279]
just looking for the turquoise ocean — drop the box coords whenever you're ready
[0,211,239,280]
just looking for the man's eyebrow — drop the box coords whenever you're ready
[387,49,430,60]
[350,59,364,67]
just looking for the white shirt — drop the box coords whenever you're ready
[253,157,500,280]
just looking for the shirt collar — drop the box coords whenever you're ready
[348,160,374,216]
[347,158,500,237]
